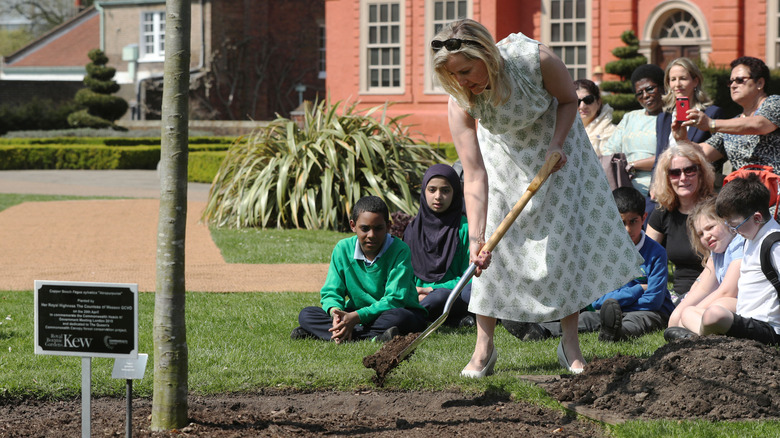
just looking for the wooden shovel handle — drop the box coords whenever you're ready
[481,152,561,253]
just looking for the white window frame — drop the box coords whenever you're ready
[139,10,165,62]
[768,0,780,68]
[424,0,472,94]
[541,0,590,80]
[359,1,405,94]
[318,20,326,79]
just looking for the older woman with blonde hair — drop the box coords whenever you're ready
[655,57,723,168]
[431,19,641,376]
[647,142,716,301]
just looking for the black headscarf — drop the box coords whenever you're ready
[403,164,464,282]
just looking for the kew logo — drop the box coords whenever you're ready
[64,335,93,349]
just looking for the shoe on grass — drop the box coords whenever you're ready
[598,299,624,342]
[502,320,549,341]
[663,326,696,342]
[374,326,399,343]
[458,315,476,328]
[290,326,315,340]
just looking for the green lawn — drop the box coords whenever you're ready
[1,193,779,437]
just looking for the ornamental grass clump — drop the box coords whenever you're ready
[202,100,446,231]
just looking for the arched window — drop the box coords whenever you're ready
[658,11,701,40]
[641,2,710,67]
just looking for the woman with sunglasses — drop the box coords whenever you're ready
[655,58,724,170]
[574,79,616,155]
[601,64,665,203]
[432,19,642,377]
[675,57,780,174]
[647,143,716,301]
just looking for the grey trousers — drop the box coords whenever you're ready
[537,309,668,339]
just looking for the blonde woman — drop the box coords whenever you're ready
[648,143,716,301]
[431,19,641,376]
[655,57,723,168]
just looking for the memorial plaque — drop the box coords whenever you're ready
[35,281,138,358]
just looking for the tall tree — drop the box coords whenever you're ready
[151,0,191,431]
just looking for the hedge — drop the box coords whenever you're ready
[0,145,160,170]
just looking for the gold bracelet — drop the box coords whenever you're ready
[709,119,717,133]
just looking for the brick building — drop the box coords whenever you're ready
[325,0,777,143]
[1,0,325,121]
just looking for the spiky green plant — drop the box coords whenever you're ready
[202,99,447,231]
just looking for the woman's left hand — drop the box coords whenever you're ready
[684,108,709,131]
[546,148,567,172]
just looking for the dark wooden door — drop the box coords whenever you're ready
[655,45,701,70]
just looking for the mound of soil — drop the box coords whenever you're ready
[0,390,605,437]
[542,336,780,421]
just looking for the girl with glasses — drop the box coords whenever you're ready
[574,79,616,155]
[431,19,642,376]
[674,57,780,191]
[648,143,716,302]
[663,197,744,341]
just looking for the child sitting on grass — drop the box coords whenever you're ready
[504,186,673,342]
[291,195,428,343]
[676,174,780,345]
[403,164,474,328]
[664,197,743,341]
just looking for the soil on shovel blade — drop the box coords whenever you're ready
[363,332,420,386]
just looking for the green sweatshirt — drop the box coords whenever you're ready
[413,216,471,290]
[320,235,426,324]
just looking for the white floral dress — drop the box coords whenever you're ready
[466,33,643,322]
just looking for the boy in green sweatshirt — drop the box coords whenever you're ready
[292,196,427,343]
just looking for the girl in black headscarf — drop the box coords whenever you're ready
[403,164,474,327]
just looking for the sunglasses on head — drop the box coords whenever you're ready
[634,85,657,98]
[577,95,596,106]
[431,38,483,52]
[728,76,753,86]
[668,164,698,178]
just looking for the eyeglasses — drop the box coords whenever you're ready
[634,85,657,98]
[728,76,753,86]
[431,38,483,52]
[668,164,699,179]
[577,95,596,106]
[725,215,752,234]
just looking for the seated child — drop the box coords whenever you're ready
[664,197,743,340]
[504,187,674,342]
[686,174,780,345]
[403,164,474,327]
[291,195,428,343]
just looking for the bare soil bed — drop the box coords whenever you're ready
[0,390,604,437]
[2,336,778,436]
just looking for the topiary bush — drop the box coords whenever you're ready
[601,30,645,123]
[202,99,448,231]
[68,49,128,130]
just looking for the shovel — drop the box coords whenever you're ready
[397,151,561,362]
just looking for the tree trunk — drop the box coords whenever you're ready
[151,0,191,431]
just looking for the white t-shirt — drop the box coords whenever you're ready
[737,219,780,334]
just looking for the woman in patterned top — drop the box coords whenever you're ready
[676,56,780,171]
[431,19,642,377]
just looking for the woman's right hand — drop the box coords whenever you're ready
[671,119,688,142]
[469,240,492,277]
